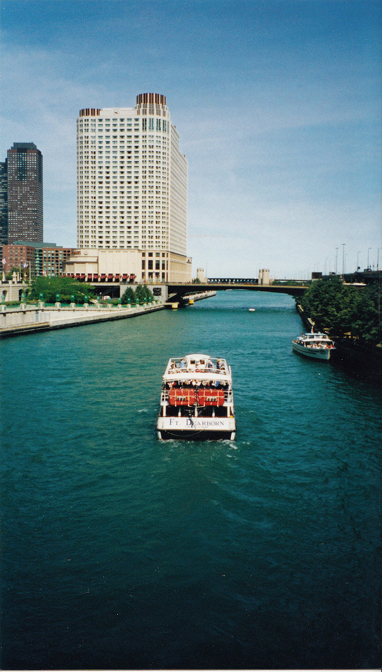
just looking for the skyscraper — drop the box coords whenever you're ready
[7,143,43,244]
[0,160,8,246]
[76,94,189,281]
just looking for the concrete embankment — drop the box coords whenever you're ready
[296,303,314,330]
[0,303,165,338]
[187,291,216,302]
[0,291,217,338]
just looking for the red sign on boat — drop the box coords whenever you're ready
[168,389,196,406]
[197,389,225,406]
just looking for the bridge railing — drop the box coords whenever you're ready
[206,278,259,284]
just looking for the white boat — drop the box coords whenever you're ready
[157,353,236,440]
[292,330,336,360]
[248,308,256,312]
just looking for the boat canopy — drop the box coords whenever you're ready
[163,354,231,383]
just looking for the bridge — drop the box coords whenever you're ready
[79,278,308,303]
[167,279,308,304]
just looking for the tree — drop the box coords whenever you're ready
[349,282,381,344]
[134,284,153,303]
[121,286,135,304]
[27,277,96,304]
[300,276,381,344]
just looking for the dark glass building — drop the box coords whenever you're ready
[0,160,8,246]
[7,143,43,244]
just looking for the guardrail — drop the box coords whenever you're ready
[207,278,258,284]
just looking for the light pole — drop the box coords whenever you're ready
[368,247,371,269]
[335,247,339,274]
[341,244,345,277]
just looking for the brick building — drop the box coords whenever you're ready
[2,242,73,279]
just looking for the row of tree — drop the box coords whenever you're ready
[299,276,381,345]
[25,277,153,305]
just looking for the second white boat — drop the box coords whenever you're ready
[292,331,336,360]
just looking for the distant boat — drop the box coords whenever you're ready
[292,330,336,360]
[248,308,256,312]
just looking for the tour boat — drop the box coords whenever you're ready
[292,330,336,360]
[157,354,236,440]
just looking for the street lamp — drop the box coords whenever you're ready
[335,247,339,274]
[341,244,345,276]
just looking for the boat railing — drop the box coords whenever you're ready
[160,387,232,405]
[166,365,227,376]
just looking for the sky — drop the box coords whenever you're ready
[1,0,381,278]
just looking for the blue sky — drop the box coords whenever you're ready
[1,0,381,277]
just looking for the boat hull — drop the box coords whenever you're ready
[292,342,332,360]
[157,416,236,441]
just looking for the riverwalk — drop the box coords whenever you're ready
[0,302,165,338]
[0,290,216,338]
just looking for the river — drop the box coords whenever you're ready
[1,290,380,669]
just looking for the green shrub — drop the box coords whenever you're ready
[135,284,153,303]
[27,277,96,304]
[121,286,136,304]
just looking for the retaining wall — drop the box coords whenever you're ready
[0,303,165,338]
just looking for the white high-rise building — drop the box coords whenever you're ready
[75,93,191,282]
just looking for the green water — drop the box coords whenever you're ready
[1,291,380,669]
